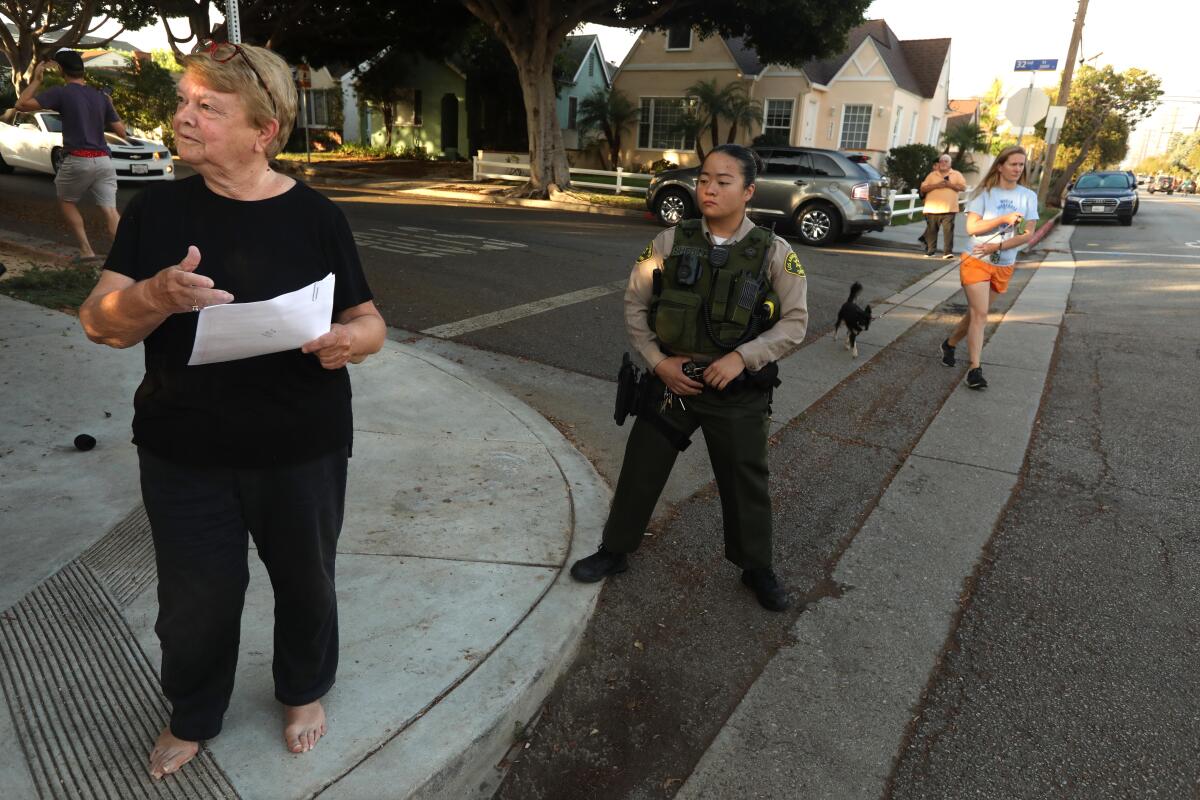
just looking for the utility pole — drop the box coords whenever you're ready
[1037,0,1089,206]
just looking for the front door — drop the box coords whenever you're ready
[802,98,818,146]
[440,93,460,157]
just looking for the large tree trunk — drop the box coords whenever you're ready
[510,44,571,197]
[463,0,575,198]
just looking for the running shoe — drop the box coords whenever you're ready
[966,367,988,390]
[940,339,956,367]
[942,253,956,259]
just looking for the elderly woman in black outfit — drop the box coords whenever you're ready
[79,41,385,780]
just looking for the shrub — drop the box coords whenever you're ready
[885,143,940,193]
[647,158,679,174]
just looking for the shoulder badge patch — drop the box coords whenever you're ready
[784,251,805,276]
[637,242,654,263]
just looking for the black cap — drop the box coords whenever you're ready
[52,49,85,73]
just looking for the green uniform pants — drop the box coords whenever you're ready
[602,378,773,569]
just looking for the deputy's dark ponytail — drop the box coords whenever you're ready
[705,144,762,187]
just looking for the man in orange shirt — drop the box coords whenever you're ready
[919,154,968,258]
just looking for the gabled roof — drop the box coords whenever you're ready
[603,60,618,84]
[899,37,952,97]
[948,99,980,116]
[722,20,949,99]
[946,98,980,130]
[558,34,609,87]
[722,36,763,76]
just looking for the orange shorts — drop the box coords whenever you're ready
[959,252,1014,294]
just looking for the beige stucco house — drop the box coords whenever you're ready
[612,20,951,170]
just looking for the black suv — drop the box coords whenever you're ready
[1063,170,1139,225]
[645,146,891,246]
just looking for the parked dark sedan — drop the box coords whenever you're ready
[645,146,891,247]
[1063,171,1138,226]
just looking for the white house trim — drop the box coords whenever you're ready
[568,39,608,86]
[830,38,896,86]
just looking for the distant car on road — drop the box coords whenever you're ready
[1179,178,1197,195]
[1146,175,1175,195]
[0,110,174,181]
[645,146,891,247]
[1063,171,1138,226]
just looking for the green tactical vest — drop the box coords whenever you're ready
[650,220,781,357]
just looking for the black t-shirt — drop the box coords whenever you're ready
[106,175,373,467]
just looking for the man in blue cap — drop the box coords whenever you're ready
[16,49,127,261]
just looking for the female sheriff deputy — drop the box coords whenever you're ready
[570,144,808,611]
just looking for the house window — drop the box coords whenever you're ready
[890,106,903,149]
[840,104,871,150]
[395,89,422,127]
[928,116,941,146]
[638,97,696,150]
[299,89,331,128]
[568,96,578,130]
[666,24,692,50]
[908,111,919,145]
[763,99,794,142]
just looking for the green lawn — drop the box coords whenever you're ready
[0,265,100,312]
[890,197,922,226]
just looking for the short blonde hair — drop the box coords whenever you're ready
[182,43,297,157]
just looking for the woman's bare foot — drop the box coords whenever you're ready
[148,728,199,780]
[283,700,327,753]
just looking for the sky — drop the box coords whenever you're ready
[90,0,1197,159]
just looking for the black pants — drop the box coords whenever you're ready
[602,380,773,569]
[138,447,347,741]
[922,212,956,255]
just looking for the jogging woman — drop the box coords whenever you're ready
[940,145,1038,389]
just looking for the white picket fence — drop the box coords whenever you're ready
[471,151,653,196]
[888,188,974,222]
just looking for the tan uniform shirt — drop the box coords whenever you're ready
[920,169,967,214]
[624,216,809,373]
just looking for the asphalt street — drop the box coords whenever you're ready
[888,194,1200,799]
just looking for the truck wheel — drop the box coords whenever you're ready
[794,201,842,247]
[654,188,693,226]
[51,147,64,174]
[1118,214,1133,226]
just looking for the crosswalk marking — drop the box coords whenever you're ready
[421,281,628,339]
[354,225,528,259]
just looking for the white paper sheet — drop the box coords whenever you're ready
[187,273,335,366]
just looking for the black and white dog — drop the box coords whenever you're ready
[833,282,872,358]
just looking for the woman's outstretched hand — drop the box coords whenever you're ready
[149,246,234,314]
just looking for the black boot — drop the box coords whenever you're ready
[570,546,628,583]
[741,568,790,611]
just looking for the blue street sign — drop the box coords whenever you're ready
[1015,59,1059,71]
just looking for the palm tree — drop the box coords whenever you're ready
[685,78,739,151]
[941,122,985,174]
[577,86,641,170]
[724,87,764,144]
[673,104,709,162]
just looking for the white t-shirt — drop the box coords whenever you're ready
[967,186,1039,267]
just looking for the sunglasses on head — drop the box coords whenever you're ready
[193,39,277,117]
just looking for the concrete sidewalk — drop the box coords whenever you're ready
[0,295,609,799]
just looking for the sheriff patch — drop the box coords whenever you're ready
[637,243,654,262]
[784,251,805,276]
